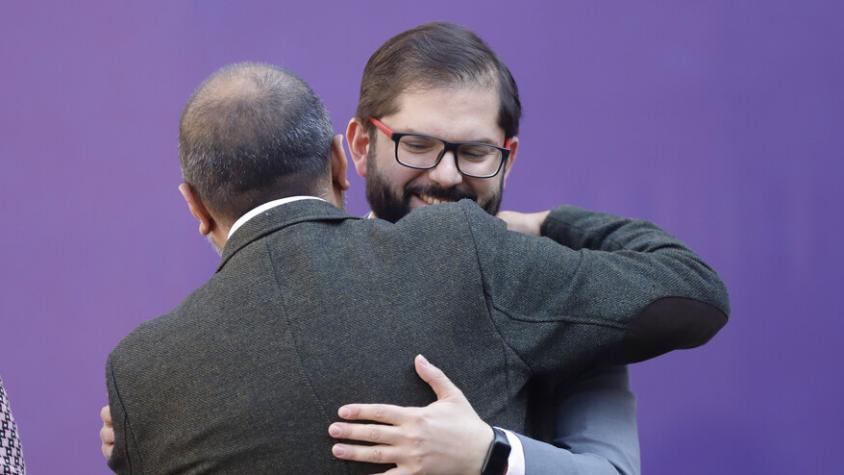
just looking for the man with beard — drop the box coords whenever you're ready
[328,22,693,475]
[102,60,728,474]
[100,28,729,475]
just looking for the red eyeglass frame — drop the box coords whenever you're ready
[368,117,512,179]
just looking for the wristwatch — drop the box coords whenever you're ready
[481,426,511,475]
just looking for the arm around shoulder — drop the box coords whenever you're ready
[541,204,729,362]
[462,200,730,372]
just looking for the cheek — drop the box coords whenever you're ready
[382,159,424,189]
[370,151,415,189]
[465,178,498,200]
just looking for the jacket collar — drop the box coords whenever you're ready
[217,199,359,272]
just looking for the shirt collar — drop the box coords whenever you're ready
[228,196,326,239]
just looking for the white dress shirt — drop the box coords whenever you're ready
[227,195,326,239]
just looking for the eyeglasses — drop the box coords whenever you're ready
[369,118,511,179]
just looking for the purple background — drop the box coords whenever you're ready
[1,1,841,473]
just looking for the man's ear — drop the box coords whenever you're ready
[501,136,519,186]
[329,134,351,192]
[346,118,370,178]
[178,183,214,236]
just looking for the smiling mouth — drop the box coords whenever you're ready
[415,193,455,205]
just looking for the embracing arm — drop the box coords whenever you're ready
[479,204,724,472]
[330,355,494,475]
[329,203,722,473]
[330,361,639,475]
[469,201,730,371]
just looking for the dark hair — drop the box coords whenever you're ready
[356,22,521,139]
[179,62,333,221]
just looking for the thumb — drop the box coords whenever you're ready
[414,354,465,401]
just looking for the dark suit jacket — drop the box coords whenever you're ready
[106,199,728,474]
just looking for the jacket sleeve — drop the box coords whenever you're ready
[517,366,640,475]
[106,356,142,474]
[461,200,730,373]
[524,209,644,475]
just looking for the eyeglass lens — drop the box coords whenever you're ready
[397,135,502,177]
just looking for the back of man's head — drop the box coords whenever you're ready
[356,22,521,139]
[179,62,333,222]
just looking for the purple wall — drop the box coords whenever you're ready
[1,1,841,473]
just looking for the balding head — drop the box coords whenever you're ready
[179,62,334,222]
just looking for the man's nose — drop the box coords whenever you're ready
[427,151,463,188]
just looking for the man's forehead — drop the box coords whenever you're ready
[385,85,504,143]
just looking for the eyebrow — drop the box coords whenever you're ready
[403,128,500,145]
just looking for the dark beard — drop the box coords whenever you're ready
[365,154,503,223]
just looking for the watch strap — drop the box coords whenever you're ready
[481,426,511,475]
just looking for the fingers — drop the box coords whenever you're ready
[329,422,401,445]
[495,210,548,236]
[495,211,519,231]
[100,405,112,426]
[332,443,399,465]
[337,403,407,425]
[100,405,115,460]
[100,424,115,444]
[414,354,464,401]
[100,426,115,450]
[101,441,113,460]
[100,424,115,460]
